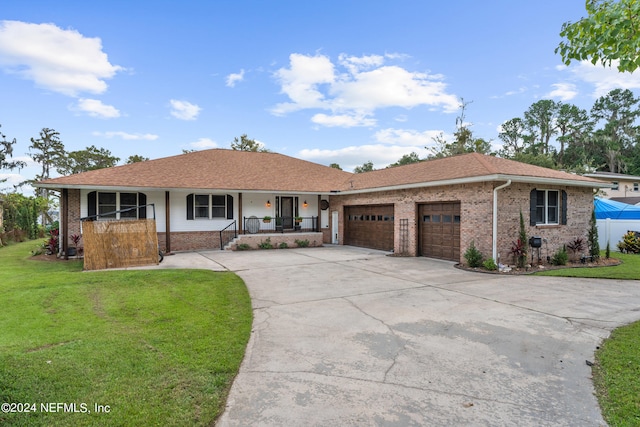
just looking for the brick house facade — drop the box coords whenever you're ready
[40,150,607,266]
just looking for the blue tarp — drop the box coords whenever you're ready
[594,198,640,220]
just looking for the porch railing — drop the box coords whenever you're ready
[243,216,318,234]
[219,220,237,250]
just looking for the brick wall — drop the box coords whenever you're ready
[495,183,593,265]
[65,189,83,249]
[329,182,595,265]
[157,231,221,252]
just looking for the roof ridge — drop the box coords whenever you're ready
[468,152,498,174]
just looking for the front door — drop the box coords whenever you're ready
[280,197,294,229]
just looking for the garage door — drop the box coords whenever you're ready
[419,202,461,261]
[344,205,394,251]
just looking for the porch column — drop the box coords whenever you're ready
[62,188,69,259]
[238,193,243,233]
[165,191,171,253]
[317,194,321,231]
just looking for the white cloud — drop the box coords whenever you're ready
[93,131,158,140]
[188,138,218,149]
[298,144,431,171]
[311,113,376,127]
[0,20,123,96]
[271,53,335,115]
[226,69,245,87]
[544,83,578,101]
[75,98,121,118]
[169,99,201,120]
[374,128,445,147]
[271,53,459,126]
[566,60,640,98]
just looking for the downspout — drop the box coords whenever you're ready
[492,180,512,263]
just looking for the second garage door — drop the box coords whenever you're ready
[419,202,461,261]
[344,205,394,251]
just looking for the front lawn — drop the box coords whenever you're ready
[534,251,639,280]
[593,321,640,427]
[0,241,252,426]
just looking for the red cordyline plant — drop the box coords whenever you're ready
[69,233,81,247]
[46,228,59,254]
[510,238,527,268]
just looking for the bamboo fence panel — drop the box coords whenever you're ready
[83,219,158,270]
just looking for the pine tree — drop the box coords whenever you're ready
[588,208,600,259]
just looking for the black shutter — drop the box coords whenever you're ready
[88,191,97,218]
[138,193,147,219]
[561,190,567,225]
[186,194,194,220]
[529,189,537,226]
[226,195,233,219]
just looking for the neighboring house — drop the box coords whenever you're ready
[584,171,640,205]
[36,149,608,265]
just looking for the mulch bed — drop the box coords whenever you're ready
[457,256,621,275]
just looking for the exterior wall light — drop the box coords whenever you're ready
[266,200,271,207]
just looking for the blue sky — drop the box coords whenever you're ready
[2,0,640,194]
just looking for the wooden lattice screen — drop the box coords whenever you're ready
[82,219,158,270]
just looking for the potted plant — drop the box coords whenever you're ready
[68,233,81,257]
[294,216,302,224]
[263,216,272,223]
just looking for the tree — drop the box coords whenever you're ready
[0,124,26,173]
[353,161,374,173]
[429,99,493,158]
[590,88,640,172]
[125,155,150,164]
[56,145,120,175]
[523,100,560,156]
[28,128,65,195]
[231,134,269,152]
[387,152,422,168]
[555,103,592,168]
[329,163,342,170]
[498,118,527,158]
[556,0,640,73]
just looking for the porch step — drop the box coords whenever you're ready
[223,236,241,251]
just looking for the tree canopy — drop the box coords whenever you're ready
[0,124,26,173]
[231,134,269,152]
[556,0,640,73]
[55,145,120,175]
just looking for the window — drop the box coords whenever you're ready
[193,195,208,218]
[634,183,639,192]
[531,189,565,225]
[119,193,138,218]
[212,195,226,218]
[98,192,117,218]
[88,191,147,220]
[186,194,233,220]
[612,181,619,191]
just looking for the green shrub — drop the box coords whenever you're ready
[258,237,273,249]
[617,231,640,254]
[236,243,251,251]
[464,241,483,268]
[483,258,498,271]
[278,242,288,249]
[605,241,611,259]
[295,239,310,248]
[551,245,569,266]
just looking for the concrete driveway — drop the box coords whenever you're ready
[157,246,640,426]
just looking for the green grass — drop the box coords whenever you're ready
[534,250,640,425]
[534,251,640,280]
[0,241,252,426]
[593,321,640,426]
